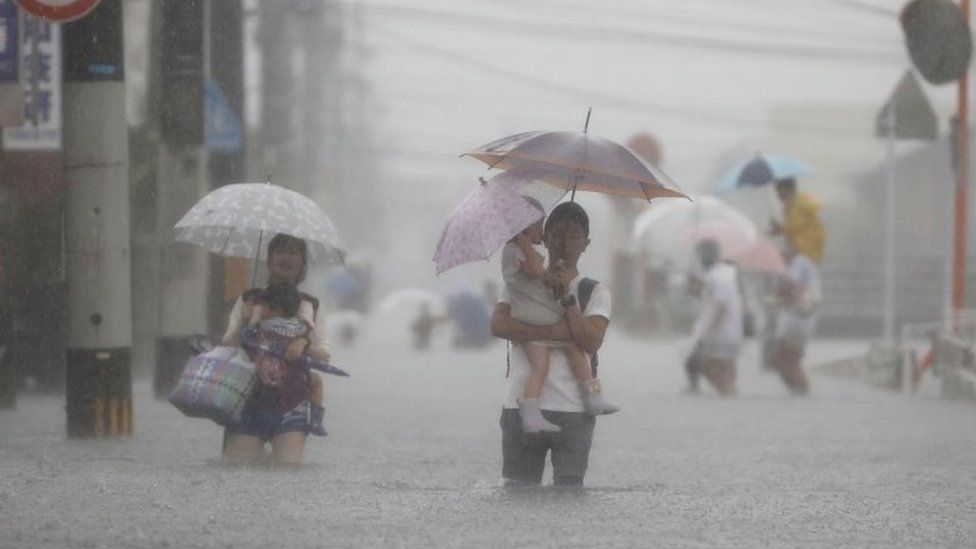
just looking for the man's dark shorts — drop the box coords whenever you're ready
[500,408,595,486]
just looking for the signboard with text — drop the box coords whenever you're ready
[3,14,60,151]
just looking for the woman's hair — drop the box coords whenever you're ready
[263,281,301,318]
[266,233,308,283]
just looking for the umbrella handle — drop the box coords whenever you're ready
[250,229,264,288]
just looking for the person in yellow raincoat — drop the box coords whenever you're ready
[769,178,825,263]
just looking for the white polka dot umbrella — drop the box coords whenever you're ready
[173,182,345,264]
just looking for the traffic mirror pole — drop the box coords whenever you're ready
[953,0,971,329]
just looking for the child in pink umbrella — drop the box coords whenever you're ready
[500,202,619,434]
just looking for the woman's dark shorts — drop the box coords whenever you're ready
[227,400,315,442]
[500,408,595,486]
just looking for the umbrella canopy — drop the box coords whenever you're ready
[173,183,345,264]
[464,130,687,201]
[632,196,758,271]
[433,172,564,274]
[684,222,786,275]
[732,236,787,275]
[683,222,757,260]
[716,153,813,192]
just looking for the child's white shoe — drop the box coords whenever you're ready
[519,398,561,433]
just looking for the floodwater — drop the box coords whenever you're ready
[2,324,975,548]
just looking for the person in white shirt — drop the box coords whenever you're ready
[771,241,821,395]
[686,239,744,396]
[490,202,612,487]
[501,213,619,434]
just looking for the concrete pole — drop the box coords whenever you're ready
[62,0,133,437]
[206,0,246,334]
[153,0,209,398]
[258,1,294,186]
[884,105,897,342]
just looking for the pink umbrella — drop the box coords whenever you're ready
[683,221,756,260]
[683,222,785,274]
[433,172,561,274]
[732,237,787,275]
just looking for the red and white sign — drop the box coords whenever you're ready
[14,0,100,22]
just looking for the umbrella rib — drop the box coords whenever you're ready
[218,226,235,256]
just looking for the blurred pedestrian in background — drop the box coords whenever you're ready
[769,177,825,264]
[770,241,821,395]
[684,239,743,396]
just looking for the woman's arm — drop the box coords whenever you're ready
[220,297,247,347]
[285,299,329,361]
[490,303,570,342]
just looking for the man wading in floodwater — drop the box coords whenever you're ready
[490,202,613,487]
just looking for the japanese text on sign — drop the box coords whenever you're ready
[3,14,61,151]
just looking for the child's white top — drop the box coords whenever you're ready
[501,241,563,328]
[500,274,612,412]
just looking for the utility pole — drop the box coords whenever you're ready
[153,0,208,398]
[62,0,133,437]
[206,0,246,334]
[258,1,296,186]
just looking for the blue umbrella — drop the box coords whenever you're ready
[716,154,813,192]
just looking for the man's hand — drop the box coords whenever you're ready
[548,260,572,298]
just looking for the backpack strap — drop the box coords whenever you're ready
[577,277,599,377]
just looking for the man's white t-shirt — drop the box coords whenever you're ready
[500,274,612,413]
[691,262,743,360]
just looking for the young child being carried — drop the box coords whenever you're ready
[240,281,345,437]
[502,214,619,434]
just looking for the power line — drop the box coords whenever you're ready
[473,0,900,48]
[358,2,904,65]
[368,25,887,136]
[826,0,900,18]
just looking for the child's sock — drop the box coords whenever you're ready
[518,398,561,433]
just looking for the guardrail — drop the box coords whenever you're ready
[901,310,976,401]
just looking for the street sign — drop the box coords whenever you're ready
[13,0,100,22]
[875,70,938,140]
[901,0,973,85]
[3,14,61,150]
[204,79,242,153]
[0,0,24,126]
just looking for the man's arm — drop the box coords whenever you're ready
[490,303,570,342]
[563,303,609,355]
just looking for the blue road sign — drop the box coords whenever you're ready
[0,0,19,82]
[204,79,242,153]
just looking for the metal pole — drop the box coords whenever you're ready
[952,0,971,326]
[62,0,133,437]
[884,105,897,341]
